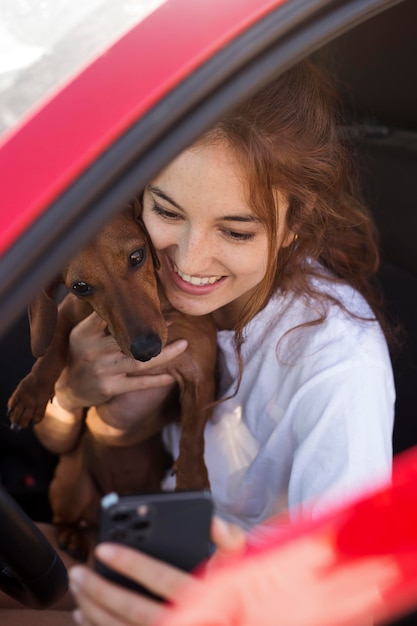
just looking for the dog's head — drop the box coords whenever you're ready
[30,206,168,361]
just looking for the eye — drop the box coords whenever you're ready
[151,204,181,221]
[72,281,92,295]
[223,230,256,242]
[130,248,145,267]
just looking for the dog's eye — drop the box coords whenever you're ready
[130,248,145,267]
[72,281,92,295]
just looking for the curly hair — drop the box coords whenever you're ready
[198,59,388,352]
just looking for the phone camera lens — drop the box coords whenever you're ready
[133,519,150,530]
[109,529,128,541]
[112,511,130,522]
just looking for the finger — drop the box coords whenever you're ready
[74,592,139,626]
[94,544,194,602]
[211,517,246,551]
[314,578,394,626]
[87,340,188,378]
[246,534,336,576]
[74,590,136,626]
[70,566,165,626]
[73,608,94,626]
[158,569,235,626]
[97,374,176,398]
[70,348,176,383]
[123,340,189,376]
[159,603,230,626]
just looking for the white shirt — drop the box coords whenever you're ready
[162,277,395,530]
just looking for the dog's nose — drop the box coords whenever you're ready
[130,333,163,362]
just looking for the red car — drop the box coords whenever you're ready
[0,0,416,619]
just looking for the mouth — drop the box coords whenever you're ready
[172,262,224,286]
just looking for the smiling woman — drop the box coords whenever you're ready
[39,60,394,537]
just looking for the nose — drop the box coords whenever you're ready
[130,332,162,362]
[176,226,211,273]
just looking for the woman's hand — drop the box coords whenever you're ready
[69,518,245,626]
[55,312,188,411]
[156,533,400,626]
[69,516,400,626]
[35,311,188,451]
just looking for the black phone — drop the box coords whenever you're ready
[95,490,214,600]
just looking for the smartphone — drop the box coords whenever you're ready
[95,490,213,600]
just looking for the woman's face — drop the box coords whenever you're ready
[142,140,291,329]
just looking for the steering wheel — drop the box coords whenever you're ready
[0,484,68,609]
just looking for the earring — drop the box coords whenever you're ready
[294,233,299,241]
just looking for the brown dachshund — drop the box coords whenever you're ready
[7,203,217,560]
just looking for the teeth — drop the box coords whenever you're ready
[174,263,221,286]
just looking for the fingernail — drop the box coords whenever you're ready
[69,566,84,594]
[95,543,118,561]
[175,339,188,352]
[72,608,83,624]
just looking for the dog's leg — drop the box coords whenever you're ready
[163,308,217,492]
[174,377,215,491]
[49,433,99,562]
[7,295,90,428]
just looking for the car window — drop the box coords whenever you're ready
[0,0,165,136]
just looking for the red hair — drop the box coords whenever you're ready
[199,60,388,352]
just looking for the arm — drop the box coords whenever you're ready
[33,395,85,454]
[33,311,187,453]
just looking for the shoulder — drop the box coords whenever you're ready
[246,276,374,336]
[239,275,390,369]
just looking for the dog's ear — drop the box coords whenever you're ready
[29,279,62,357]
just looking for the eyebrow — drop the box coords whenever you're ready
[148,185,183,211]
[147,184,260,223]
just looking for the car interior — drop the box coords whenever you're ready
[0,0,416,620]
[314,0,417,459]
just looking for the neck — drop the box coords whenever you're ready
[213,286,260,330]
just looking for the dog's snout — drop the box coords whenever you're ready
[130,333,163,362]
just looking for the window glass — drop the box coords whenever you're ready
[0,0,165,135]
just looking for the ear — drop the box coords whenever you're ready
[273,189,298,249]
[28,280,61,357]
[281,230,297,248]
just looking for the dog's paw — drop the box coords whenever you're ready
[7,409,22,432]
[56,524,90,562]
[7,398,49,429]
[7,376,52,428]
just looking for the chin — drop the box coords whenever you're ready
[167,294,215,317]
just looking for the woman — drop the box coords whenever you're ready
[41,59,394,526]
[3,59,395,624]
